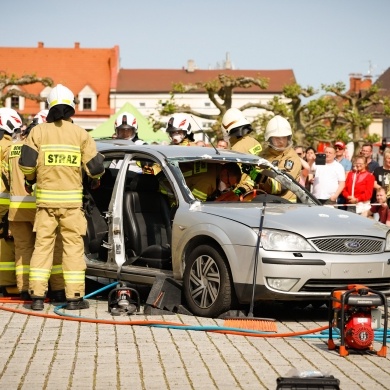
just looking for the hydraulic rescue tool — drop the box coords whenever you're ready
[328,284,388,357]
[108,282,141,316]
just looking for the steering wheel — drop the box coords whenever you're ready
[240,189,267,202]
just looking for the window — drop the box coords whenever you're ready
[139,102,145,107]
[78,85,97,111]
[204,102,211,107]
[11,96,19,109]
[83,98,92,110]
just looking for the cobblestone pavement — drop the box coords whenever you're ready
[1,298,390,390]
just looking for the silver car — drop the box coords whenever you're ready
[84,141,390,318]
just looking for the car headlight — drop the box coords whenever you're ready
[258,229,314,252]
[386,231,390,251]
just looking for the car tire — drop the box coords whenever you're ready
[183,244,232,318]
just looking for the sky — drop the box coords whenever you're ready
[3,0,390,95]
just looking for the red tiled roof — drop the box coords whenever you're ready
[116,68,296,94]
[375,67,390,91]
[0,42,119,117]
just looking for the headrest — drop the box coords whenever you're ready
[129,174,159,192]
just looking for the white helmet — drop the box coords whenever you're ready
[265,115,293,151]
[221,108,251,137]
[47,84,75,110]
[165,113,192,134]
[0,107,23,134]
[34,109,49,124]
[114,112,138,132]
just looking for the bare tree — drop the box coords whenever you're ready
[0,72,53,108]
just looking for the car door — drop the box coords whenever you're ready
[109,153,132,270]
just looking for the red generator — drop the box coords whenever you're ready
[328,284,388,357]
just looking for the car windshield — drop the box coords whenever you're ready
[168,157,318,205]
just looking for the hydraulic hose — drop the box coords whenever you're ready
[1,284,389,339]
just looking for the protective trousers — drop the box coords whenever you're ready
[29,207,87,299]
[10,221,65,293]
[0,237,16,286]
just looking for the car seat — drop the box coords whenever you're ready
[123,174,172,269]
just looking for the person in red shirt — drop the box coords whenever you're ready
[362,187,390,226]
[342,156,375,214]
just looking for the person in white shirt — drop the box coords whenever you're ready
[312,146,345,205]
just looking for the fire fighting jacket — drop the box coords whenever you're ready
[4,140,36,221]
[181,162,217,201]
[0,133,12,218]
[258,146,301,201]
[19,120,105,208]
[231,135,262,156]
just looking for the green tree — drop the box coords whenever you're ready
[152,74,390,151]
[151,73,269,137]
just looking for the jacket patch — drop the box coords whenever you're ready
[45,152,81,166]
[9,144,22,158]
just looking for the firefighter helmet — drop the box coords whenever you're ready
[47,84,76,110]
[34,109,49,124]
[221,108,252,137]
[0,107,23,134]
[114,112,138,132]
[265,115,292,141]
[265,115,293,151]
[165,113,192,134]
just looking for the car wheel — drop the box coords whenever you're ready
[183,244,232,318]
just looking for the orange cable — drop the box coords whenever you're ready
[0,302,329,338]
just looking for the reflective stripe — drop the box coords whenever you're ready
[0,193,10,199]
[41,144,81,153]
[51,264,63,275]
[29,268,51,281]
[16,264,30,276]
[36,189,83,203]
[49,99,72,108]
[9,201,36,209]
[0,262,16,272]
[63,270,85,283]
[20,166,36,175]
[9,195,36,209]
[192,188,207,202]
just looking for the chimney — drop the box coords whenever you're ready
[349,73,362,93]
[75,42,80,49]
[186,59,196,73]
[38,42,44,48]
[361,76,372,90]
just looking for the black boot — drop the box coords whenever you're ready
[66,299,89,310]
[31,298,45,311]
[49,289,66,304]
[20,291,31,301]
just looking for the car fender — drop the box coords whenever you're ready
[171,217,256,282]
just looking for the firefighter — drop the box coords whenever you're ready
[257,115,301,201]
[221,108,262,156]
[114,112,145,144]
[220,108,260,197]
[165,113,195,146]
[0,108,23,296]
[5,110,65,301]
[19,84,105,311]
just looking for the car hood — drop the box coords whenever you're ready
[198,203,390,238]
